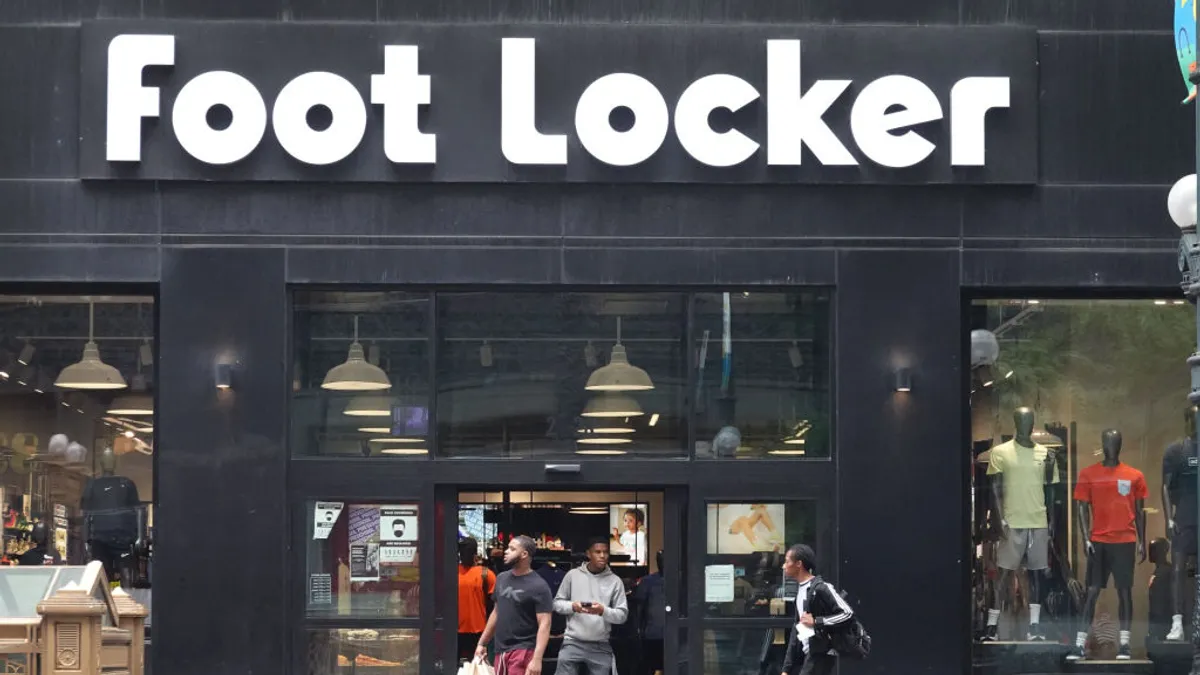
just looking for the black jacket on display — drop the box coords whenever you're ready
[781,576,855,675]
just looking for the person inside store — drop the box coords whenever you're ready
[1162,405,1198,641]
[1148,537,1174,643]
[779,544,854,675]
[633,550,665,675]
[613,508,648,566]
[476,535,553,675]
[459,537,496,664]
[17,522,62,566]
[553,536,630,675]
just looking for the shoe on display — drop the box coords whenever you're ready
[1117,644,1131,660]
[981,625,999,642]
[1065,645,1085,661]
[1026,624,1046,641]
[1168,623,1185,641]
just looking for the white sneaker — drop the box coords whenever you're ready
[1168,623,1185,641]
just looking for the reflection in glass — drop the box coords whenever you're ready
[692,292,832,459]
[704,501,816,617]
[304,629,419,675]
[437,293,686,458]
[702,628,790,675]
[292,292,430,457]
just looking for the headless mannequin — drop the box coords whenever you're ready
[1162,407,1198,640]
[1075,431,1145,648]
[988,407,1055,640]
[81,446,144,584]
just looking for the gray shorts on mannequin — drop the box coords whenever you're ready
[996,527,1050,571]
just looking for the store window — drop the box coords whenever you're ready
[693,292,832,459]
[437,292,687,458]
[703,501,816,617]
[969,299,1192,666]
[0,294,155,675]
[303,628,419,675]
[305,500,421,618]
[292,292,431,457]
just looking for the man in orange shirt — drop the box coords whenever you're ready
[1068,429,1147,661]
[459,538,496,663]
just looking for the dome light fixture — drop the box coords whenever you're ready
[344,395,394,417]
[56,302,127,391]
[107,394,154,416]
[586,317,654,392]
[582,393,644,418]
[322,315,391,391]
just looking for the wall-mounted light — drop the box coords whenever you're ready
[214,363,234,390]
[893,367,913,393]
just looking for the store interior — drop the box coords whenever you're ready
[0,295,155,673]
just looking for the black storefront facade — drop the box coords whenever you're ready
[0,3,1193,675]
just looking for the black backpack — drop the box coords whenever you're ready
[806,581,872,660]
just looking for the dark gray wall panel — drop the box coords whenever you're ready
[961,0,1161,30]
[0,181,159,237]
[156,247,287,675]
[962,248,1180,287]
[963,185,1182,240]
[0,27,78,178]
[836,249,964,675]
[286,246,563,284]
[1038,32,1194,184]
[144,0,281,19]
[561,247,837,285]
[0,244,158,281]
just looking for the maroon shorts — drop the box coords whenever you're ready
[495,649,534,675]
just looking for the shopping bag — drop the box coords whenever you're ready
[458,657,495,675]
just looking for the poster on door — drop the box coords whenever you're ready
[379,507,418,543]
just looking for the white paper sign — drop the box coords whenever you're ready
[313,501,344,540]
[380,545,418,564]
[379,507,418,543]
[705,564,735,603]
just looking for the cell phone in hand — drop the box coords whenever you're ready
[581,602,593,608]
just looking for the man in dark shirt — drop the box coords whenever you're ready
[17,523,62,567]
[477,535,553,675]
[634,551,665,675]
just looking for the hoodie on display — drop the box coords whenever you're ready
[553,564,629,643]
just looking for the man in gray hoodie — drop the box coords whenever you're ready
[553,537,629,675]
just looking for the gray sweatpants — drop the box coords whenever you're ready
[555,640,616,675]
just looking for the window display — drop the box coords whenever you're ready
[306,501,421,617]
[0,296,154,593]
[304,628,419,675]
[969,299,1194,671]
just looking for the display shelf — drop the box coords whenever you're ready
[1063,658,1154,675]
[1144,640,1192,675]
[975,641,1071,675]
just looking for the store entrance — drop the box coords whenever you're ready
[442,488,685,675]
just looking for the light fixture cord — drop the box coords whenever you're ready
[353,315,360,342]
[88,301,95,341]
[616,316,622,344]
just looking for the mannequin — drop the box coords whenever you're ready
[982,407,1059,641]
[1068,430,1146,660]
[17,522,62,566]
[1162,406,1199,641]
[80,445,144,584]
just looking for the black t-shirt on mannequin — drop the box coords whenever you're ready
[80,475,140,546]
[1164,439,1198,527]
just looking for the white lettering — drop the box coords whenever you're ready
[950,77,1010,166]
[106,34,175,162]
[850,75,942,168]
[273,72,366,166]
[172,71,266,165]
[575,73,669,167]
[501,37,567,165]
[766,39,855,166]
[674,74,760,167]
[370,45,435,164]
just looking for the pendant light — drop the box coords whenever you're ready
[107,395,154,416]
[585,317,654,392]
[322,315,391,391]
[56,302,127,390]
[582,393,644,418]
[344,395,394,417]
